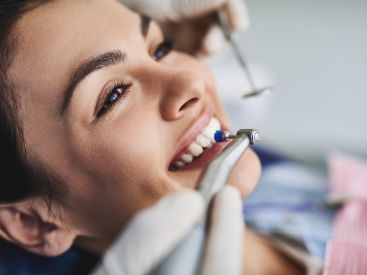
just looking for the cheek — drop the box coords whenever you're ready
[87,113,180,204]
[95,132,167,196]
[71,117,182,236]
[227,149,262,198]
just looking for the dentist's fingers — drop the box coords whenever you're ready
[201,24,227,55]
[225,0,250,32]
[200,186,244,275]
[201,0,250,55]
[101,191,204,275]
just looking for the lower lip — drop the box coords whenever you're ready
[170,141,230,172]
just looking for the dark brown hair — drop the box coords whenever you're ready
[0,0,62,205]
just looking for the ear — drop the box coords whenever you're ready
[0,204,76,257]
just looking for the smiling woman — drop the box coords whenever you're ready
[0,1,323,275]
[0,0,261,259]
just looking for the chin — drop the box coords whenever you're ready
[227,148,262,198]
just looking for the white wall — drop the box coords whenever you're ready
[209,0,367,165]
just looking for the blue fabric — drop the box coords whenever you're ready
[244,161,337,260]
[0,239,99,275]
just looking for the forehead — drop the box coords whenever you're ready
[9,0,139,112]
[15,0,139,57]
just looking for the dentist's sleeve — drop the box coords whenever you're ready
[91,186,244,275]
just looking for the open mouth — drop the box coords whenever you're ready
[169,116,229,171]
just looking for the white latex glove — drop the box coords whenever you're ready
[120,0,250,55]
[91,186,244,275]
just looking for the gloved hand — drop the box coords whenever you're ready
[120,0,250,56]
[91,186,244,275]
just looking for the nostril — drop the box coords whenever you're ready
[179,97,199,112]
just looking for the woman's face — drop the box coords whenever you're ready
[10,0,260,246]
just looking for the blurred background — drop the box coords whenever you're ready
[209,0,367,167]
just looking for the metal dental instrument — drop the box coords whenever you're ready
[214,129,261,144]
[152,129,260,275]
[197,129,260,206]
[217,9,272,99]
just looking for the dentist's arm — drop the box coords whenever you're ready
[91,186,244,275]
[120,0,250,55]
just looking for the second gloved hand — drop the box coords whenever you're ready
[120,0,250,56]
[91,185,244,275]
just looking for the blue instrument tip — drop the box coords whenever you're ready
[214,130,225,142]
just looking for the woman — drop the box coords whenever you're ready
[0,0,306,274]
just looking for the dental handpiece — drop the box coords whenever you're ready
[214,129,261,144]
[151,129,260,275]
[198,129,260,206]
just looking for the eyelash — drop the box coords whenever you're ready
[97,81,131,118]
[96,39,174,118]
[153,39,174,61]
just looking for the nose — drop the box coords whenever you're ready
[159,71,205,121]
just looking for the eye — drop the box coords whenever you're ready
[153,39,174,61]
[97,82,131,118]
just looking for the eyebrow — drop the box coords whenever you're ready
[60,15,151,115]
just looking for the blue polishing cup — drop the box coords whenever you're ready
[214,130,225,142]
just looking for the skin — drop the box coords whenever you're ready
[0,1,303,273]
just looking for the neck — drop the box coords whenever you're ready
[243,229,305,275]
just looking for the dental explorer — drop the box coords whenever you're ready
[217,9,272,99]
[152,128,260,275]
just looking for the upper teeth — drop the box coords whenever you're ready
[172,117,221,168]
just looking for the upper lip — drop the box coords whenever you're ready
[169,107,215,165]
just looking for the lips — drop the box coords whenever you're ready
[169,110,229,171]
